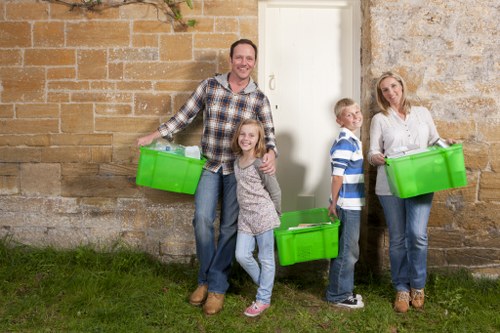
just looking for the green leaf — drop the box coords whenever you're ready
[185,0,193,9]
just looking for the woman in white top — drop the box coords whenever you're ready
[368,71,454,313]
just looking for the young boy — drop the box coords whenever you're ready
[325,98,365,309]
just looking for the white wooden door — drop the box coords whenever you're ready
[259,0,360,212]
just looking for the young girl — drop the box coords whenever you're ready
[231,119,282,317]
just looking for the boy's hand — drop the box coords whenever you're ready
[260,149,276,175]
[328,203,338,217]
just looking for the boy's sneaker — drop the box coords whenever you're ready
[244,301,270,317]
[331,295,364,309]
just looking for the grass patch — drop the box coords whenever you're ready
[0,240,499,332]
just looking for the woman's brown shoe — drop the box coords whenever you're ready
[189,284,208,306]
[394,291,410,313]
[411,288,425,309]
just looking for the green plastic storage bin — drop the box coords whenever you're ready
[136,145,206,195]
[385,144,467,198]
[274,208,340,266]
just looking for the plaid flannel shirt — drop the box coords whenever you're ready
[158,73,277,175]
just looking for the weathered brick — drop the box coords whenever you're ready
[47,67,76,80]
[434,120,475,141]
[0,176,19,195]
[67,22,130,47]
[50,134,112,146]
[16,104,59,118]
[0,22,31,47]
[463,141,489,171]
[132,34,158,48]
[0,104,14,118]
[204,0,257,16]
[91,82,116,91]
[0,135,50,147]
[33,22,64,47]
[95,117,159,133]
[6,2,49,20]
[124,62,215,80]
[134,93,171,116]
[428,228,464,248]
[100,163,137,177]
[0,50,22,66]
[109,63,124,80]
[61,104,94,133]
[109,48,159,62]
[479,172,500,202]
[446,248,500,266]
[0,147,41,163]
[0,119,58,134]
[95,104,133,116]
[47,92,70,103]
[72,92,132,104]
[120,3,168,20]
[78,49,107,79]
[41,147,92,163]
[215,18,238,32]
[160,35,193,61]
[0,163,19,176]
[116,81,153,91]
[20,163,61,196]
[92,146,113,163]
[155,80,199,92]
[0,68,45,102]
[48,81,90,91]
[240,18,258,41]
[50,3,119,20]
[61,163,99,176]
[133,20,171,34]
[62,175,138,197]
[25,49,75,66]
[478,118,500,142]
[186,17,214,33]
[491,143,500,172]
[194,33,239,49]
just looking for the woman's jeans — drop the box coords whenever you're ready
[193,169,239,294]
[378,193,433,292]
[326,208,361,303]
[235,229,275,305]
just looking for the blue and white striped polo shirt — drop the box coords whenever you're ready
[330,128,365,209]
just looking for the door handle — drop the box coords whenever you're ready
[269,74,276,90]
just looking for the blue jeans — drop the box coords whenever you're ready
[325,208,361,303]
[193,169,239,294]
[235,230,275,305]
[378,193,433,292]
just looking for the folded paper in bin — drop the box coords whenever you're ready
[385,144,428,159]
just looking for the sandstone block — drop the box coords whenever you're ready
[96,104,133,116]
[34,22,64,47]
[134,93,171,116]
[67,22,129,47]
[48,67,76,80]
[20,163,61,196]
[25,49,75,66]
[0,50,22,66]
[0,176,19,195]
[0,22,31,47]
[95,117,159,133]
[204,0,257,16]
[6,2,49,20]
[133,20,172,34]
[194,33,239,49]
[0,134,50,147]
[0,68,45,102]
[479,172,500,202]
[78,49,107,80]
[132,34,158,48]
[0,119,58,134]
[16,104,59,118]
[61,104,94,133]
[160,35,193,61]
[41,147,92,163]
[0,104,14,118]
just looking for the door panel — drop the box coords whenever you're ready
[259,0,360,212]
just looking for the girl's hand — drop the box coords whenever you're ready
[260,150,276,175]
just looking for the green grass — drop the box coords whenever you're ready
[0,240,499,333]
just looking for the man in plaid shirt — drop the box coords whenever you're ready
[137,39,277,315]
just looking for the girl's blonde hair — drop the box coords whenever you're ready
[231,119,267,158]
[375,71,412,116]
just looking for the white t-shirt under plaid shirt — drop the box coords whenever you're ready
[330,128,365,210]
[157,73,277,175]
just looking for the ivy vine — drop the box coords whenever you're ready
[42,0,196,28]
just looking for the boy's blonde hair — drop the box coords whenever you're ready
[231,119,267,158]
[333,98,359,118]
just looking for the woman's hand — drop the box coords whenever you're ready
[370,153,386,166]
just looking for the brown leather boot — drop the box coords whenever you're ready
[203,292,225,315]
[411,288,425,309]
[189,284,208,306]
[394,291,410,313]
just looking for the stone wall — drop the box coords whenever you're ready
[0,0,498,275]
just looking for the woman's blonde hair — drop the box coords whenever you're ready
[231,119,266,158]
[375,71,412,116]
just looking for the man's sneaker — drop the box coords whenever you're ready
[331,296,364,309]
[394,291,410,313]
[244,301,270,317]
[410,288,425,309]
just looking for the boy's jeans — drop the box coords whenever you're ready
[378,193,433,292]
[193,169,239,294]
[325,207,361,303]
[235,229,275,305]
